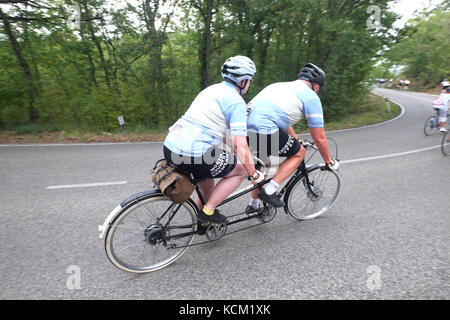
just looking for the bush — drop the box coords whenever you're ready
[0,104,29,129]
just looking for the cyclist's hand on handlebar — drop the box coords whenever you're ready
[249,170,265,184]
[327,159,340,171]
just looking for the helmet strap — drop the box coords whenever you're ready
[224,77,249,95]
[236,79,248,95]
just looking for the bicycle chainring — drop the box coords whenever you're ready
[205,223,227,241]
[259,206,277,223]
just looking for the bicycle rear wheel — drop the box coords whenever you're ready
[424,116,437,136]
[442,131,450,156]
[104,194,198,273]
[284,165,342,220]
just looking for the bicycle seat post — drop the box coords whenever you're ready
[190,173,207,207]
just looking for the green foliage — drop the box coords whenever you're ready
[0,0,400,133]
[387,5,450,88]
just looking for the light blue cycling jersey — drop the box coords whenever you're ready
[164,81,247,157]
[247,80,324,134]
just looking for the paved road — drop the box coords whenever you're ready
[0,89,449,300]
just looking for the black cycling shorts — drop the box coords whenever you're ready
[163,145,237,179]
[246,130,301,164]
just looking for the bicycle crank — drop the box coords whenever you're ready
[259,206,277,223]
[205,222,227,241]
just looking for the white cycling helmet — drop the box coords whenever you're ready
[221,55,256,86]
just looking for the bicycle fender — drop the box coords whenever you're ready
[98,204,122,240]
[98,189,162,239]
[120,189,162,208]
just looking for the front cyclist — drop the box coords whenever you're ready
[163,56,265,224]
[246,63,339,211]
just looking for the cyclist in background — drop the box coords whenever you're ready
[433,81,450,133]
[245,63,339,212]
[163,56,265,223]
[404,79,410,90]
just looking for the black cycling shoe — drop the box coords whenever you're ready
[257,188,285,208]
[245,205,259,213]
[197,222,210,235]
[198,208,227,224]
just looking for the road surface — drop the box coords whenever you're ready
[0,88,448,299]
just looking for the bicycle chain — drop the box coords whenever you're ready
[169,220,268,249]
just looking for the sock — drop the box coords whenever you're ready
[249,198,260,209]
[202,206,215,216]
[264,180,280,195]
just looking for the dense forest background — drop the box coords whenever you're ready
[0,0,447,133]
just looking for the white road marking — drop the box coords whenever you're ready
[341,144,441,164]
[46,181,128,190]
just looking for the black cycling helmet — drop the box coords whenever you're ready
[297,63,326,87]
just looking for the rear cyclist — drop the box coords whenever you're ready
[163,56,265,224]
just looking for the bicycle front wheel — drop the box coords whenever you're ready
[424,116,437,136]
[284,165,342,220]
[442,131,450,156]
[105,194,198,273]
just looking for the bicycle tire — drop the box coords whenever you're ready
[441,131,450,156]
[284,165,342,220]
[424,116,437,136]
[104,192,198,273]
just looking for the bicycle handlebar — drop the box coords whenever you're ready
[302,137,339,161]
[301,139,318,150]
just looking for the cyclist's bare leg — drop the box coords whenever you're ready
[195,179,214,210]
[272,147,306,185]
[250,188,258,200]
[204,163,247,210]
[249,147,306,200]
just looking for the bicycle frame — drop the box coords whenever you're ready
[151,140,328,243]
[157,159,321,244]
[194,159,317,209]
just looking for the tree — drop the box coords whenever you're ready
[387,5,450,87]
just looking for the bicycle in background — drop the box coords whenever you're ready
[424,107,449,136]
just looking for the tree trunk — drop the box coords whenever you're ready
[0,7,38,123]
[196,0,215,88]
[81,1,111,89]
[79,23,98,89]
[200,9,212,88]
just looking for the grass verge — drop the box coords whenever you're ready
[0,94,400,144]
[294,93,400,133]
